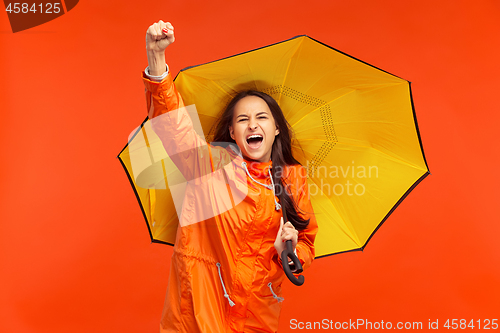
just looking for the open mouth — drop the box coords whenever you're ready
[246,134,263,149]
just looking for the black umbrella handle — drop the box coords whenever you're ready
[278,185,304,286]
[281,240,304,286]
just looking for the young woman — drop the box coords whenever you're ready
[144,20,318,333]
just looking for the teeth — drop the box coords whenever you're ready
[247,135,263,139]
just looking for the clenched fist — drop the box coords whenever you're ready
[146,20,175,53]
[146,20,175,76]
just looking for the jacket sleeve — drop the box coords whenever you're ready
[143,71,213,181]
[289,165,318,272]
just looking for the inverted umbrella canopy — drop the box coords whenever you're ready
[118,35,429,257]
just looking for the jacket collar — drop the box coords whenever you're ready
[242,158,273,180]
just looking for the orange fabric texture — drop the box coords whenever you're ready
[143,71,318,333]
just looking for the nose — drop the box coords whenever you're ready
[248,121,258,130]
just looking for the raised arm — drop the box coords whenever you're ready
[143,21,212,183]
[146,20,174,76]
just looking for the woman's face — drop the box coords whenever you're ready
[229,96,279,163]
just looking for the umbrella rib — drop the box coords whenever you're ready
[307,178,362,247]
[370,146,428,172]
[288,88,357,128]
[279,58,293,106]
[184,72,234,101]
[292,119,401,135]
[279,37,305,107]
[291,142,361,243]
[215,82,235,99]
[339,142,428,172]
[289,82,404,128]
[293,140,427,173]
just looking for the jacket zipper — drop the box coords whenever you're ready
[216,262,235,307]
[267,282,284,303]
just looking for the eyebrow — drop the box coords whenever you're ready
[236,112,269,119]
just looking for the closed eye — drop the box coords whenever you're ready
[237,116,267,122]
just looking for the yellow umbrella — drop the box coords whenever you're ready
[118,35,429,257]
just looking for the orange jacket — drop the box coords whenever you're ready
[143,71,318,333]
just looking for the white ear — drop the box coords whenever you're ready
[229,127,234,140]
[275,127,280,136]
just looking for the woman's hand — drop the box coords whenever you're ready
[146,20,175,76]
[274,217,299,257]
[146,20,175,53]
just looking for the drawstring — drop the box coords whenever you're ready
[268,170,282,211]
[241,162,282,211]
[241,162,272,189]
[216,263,235,307]
[267,282,284,303]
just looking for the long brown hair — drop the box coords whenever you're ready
[212,90,310,230]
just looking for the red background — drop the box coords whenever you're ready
[1,0,499,332]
